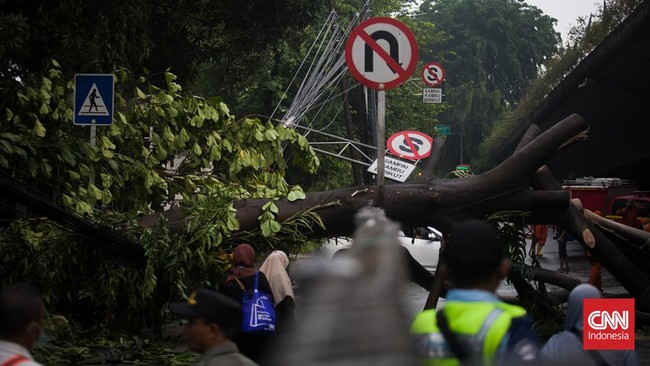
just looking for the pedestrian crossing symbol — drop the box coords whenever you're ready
[74,74,114,125]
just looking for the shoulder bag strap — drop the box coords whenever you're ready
[436,309,470,364]
[1,354,29,366]
[232,274,246,291]
[253,271,259,291]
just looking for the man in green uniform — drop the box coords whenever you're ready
[411,220,540,365]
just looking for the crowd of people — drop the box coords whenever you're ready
[0,217,643,365]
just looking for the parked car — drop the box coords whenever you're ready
[322,227,443,272]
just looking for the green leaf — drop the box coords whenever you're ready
[193,143,202,156]
[264,129,278,141]
[88,184,103,199]
[226,216,239,231]
[62,194,73,206]
[60,148,77,166]
[136,87,146,99]
[163,126,175,142]
[262,201,279,214]
[75,201,93,215]
[100,173,113,188]
[68,171,81,180]
[32,120,46,137]
[101,136,116,149]
[287,190,306,201]
[254,130,264,142]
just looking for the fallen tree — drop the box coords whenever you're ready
[142,113,650,311]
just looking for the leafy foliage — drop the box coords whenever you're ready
[0,62,320,331]
[416,0,560,170]
[33,321,197,365]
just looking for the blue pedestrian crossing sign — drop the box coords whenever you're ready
[74,74,114,126]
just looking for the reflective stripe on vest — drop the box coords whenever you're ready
[1,354,29,366]
[411,301,526,366]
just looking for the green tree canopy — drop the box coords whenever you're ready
[416,0,560,169]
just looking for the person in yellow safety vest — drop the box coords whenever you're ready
[411,220,541,365]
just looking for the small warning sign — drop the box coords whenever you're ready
[74,74,114,126]
[367,156,416,182]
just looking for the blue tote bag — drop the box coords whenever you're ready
[234,272,276,333]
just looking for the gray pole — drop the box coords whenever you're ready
[458,132,463,165]
[376,90,386,207]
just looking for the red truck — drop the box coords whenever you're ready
[562,177,650,229]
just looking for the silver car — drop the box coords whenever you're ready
[322,227,443,272]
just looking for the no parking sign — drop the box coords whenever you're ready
[387,131,434,160]
[421,62,445,87]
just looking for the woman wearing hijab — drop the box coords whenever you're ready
[541,284,639,365]
[260,250,296,334]
[219,243,274,365]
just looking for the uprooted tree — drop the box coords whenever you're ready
[142,113,650,314]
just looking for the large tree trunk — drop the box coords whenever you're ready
[140,114,650,310]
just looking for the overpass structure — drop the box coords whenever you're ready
[494,1,650,189]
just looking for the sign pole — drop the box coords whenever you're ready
[376,90,386,207]
[90,125,97,146]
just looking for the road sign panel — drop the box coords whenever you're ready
[367,156,416,182]
[421,62,445,87]
[423,88,442,103]
[74,74,114,126]
[436,125,451,136]
[387,130,434,160]
[345,17,418,90]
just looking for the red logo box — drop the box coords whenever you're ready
[583,298,635,350]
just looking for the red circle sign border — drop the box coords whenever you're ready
[421,62,445,87]
[345,17,419,90]
[387,130,434,160]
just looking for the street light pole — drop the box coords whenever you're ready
[459,132,463,165]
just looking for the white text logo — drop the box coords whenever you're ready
[587,310,629,330]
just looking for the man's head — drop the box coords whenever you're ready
[0,284,45,350]
[170,288,240,353]
[442,220,510,290]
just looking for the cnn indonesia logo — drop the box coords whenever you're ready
[583,298,635,350]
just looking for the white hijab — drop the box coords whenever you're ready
[260,250,295,306]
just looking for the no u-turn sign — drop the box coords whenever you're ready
[345,17,418,90]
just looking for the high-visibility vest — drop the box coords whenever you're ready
[410,301,527,366]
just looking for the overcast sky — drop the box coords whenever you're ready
[524,0,602,42]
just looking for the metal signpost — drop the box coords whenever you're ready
[345,17,418,206]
